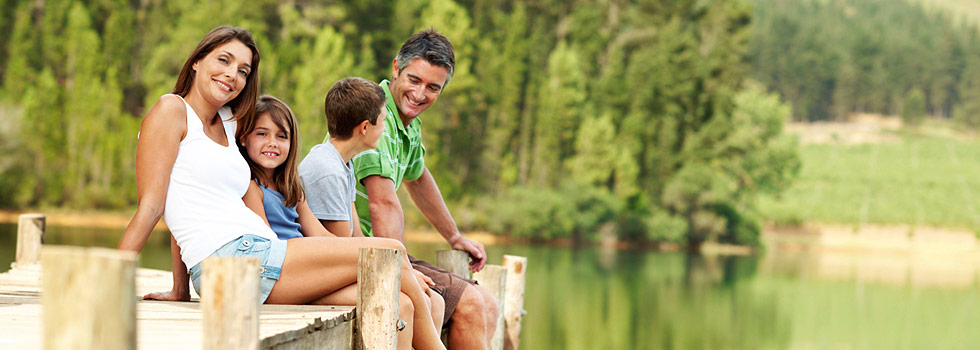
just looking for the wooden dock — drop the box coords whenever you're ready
[0,263,356,350]
[0,213,527,350]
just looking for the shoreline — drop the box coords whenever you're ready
[0,209,502,245]
[4,210,980,257]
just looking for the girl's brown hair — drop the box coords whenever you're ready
[173,25,260,123]
[239,95,303,207]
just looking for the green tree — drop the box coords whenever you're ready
[903,88,926,127]
[291,26,358,155]
[530,41,587,187]
[567,113,617,189]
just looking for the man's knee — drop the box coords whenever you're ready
[452,285,486,323]
[479,286,499,320]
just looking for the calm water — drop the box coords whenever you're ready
[3,223,980,349]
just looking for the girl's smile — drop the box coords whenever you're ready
[243,113,290,181]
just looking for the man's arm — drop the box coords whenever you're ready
[404,167,487,272]
[363,174,405,242]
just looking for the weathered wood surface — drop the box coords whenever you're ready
[41,247,137,350]
[15,214,45,267]
[356,247,401,350]
[202,256,261,349]
[435,250,471,279]
[473,265,507,350]
[0,263,355,350]
[503,255,528,350]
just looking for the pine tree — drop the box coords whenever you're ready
[530,41,587,187]
[903,88,926,127]
[292,26,357,155]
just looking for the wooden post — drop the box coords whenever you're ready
[502,255,527,350]
[356,247,401,350]
[473,265,508,350]
[435,250,471,279]
[16,213,45,267]
[41,246,137,350]
[201,256,261,350]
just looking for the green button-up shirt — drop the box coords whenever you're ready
[351,79,426,236]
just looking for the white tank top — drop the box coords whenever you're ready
[162,96,276,269]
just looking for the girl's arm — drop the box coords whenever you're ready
[297,199,338,237]
[243,180,270,226]
[119,94,186,253]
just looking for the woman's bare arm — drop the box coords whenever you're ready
[119,94,186,253]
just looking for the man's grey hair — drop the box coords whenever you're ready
[395,28,455,86]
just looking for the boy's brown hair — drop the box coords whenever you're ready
[324,77,386,139]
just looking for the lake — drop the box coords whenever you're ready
[2,223,979,349]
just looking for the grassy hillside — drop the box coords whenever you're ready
[920,0,980,24]
[759,119,980,231]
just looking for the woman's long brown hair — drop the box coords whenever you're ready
[173,25,260,124]
[239,95,303,207]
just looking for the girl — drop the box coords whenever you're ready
[238,95,444,342]
[120,26,446,350]
[238,95,335,239]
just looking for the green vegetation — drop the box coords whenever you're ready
[759,126,980,230]
[0,0,801,248]
[5,0,974,246]
[748,0,980,122]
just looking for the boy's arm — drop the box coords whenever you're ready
[143,235,190,301]
[404,167,486,272]
[363,174,405,242]
[305,172,358,237]
[350,203,363,237]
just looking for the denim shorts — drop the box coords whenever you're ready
[189,234,287,304]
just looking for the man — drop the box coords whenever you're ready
[352,29,499,349]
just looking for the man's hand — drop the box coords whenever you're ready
[449,235,487,272]
[143,288,190,302]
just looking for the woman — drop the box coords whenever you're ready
[118,26,445,350]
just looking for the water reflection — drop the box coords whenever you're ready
[2,224,979,349]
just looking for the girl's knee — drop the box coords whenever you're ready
[379,238,406,252]
[399,292,415,315]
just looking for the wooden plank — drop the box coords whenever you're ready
[41,246,138,350]
[16,214,45,267]
[473,265,507,350]
[435,250,471,279]
[356,247,400,350]
[502,255,527,350]
[201,257,261,350]
[0,265,355,350]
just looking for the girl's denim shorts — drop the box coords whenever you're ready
[189,234,287,304]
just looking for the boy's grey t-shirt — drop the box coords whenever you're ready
[298,142,355,235]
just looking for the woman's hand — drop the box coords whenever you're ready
[143,289,191,302]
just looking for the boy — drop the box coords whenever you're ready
[299,78,446,329]
[298,77,387,237]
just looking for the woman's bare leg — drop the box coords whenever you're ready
[265,237,445,350]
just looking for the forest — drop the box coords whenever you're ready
[749,0,980,123]
[0,0,974,247]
